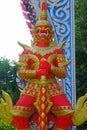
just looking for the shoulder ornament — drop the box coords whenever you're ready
[18,41,66,56]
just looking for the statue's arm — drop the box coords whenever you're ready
[18,66,36,79]
[17,54,48,79]
[18,55,36,79]
[51,52,68,78]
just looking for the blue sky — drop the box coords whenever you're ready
[0,0,32,60]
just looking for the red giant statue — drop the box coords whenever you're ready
[0,0,87,130]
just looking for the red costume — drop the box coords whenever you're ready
[11,0,74,129]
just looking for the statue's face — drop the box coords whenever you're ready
[33,24,53,43]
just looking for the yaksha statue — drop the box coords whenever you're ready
[0,0,87,130]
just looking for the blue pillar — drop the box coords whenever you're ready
[47,0,76,108]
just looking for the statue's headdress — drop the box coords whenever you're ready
[35,0,52,27]
[40,0,47,20]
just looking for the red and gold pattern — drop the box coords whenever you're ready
[0,0,87,129]
[39,77,47,130]
[12,39,73,130]
[19,79,64,98]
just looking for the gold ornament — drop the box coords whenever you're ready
[72,93,87,126]
[41,104,45,110]
[42,96,46,102]
[0,91,13,124]
[41,112,45,118]
[41,121,45,128]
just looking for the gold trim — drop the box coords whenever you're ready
[34,20,52,27]
[46,97,53,113]
[51,105,74,116]
[51,109,74,116]
[31,42,59,56]
[12,106,36,117]
[18,41,66,56]
[12,109,35,117]
[29,78,56,84]
[34,86,40,112]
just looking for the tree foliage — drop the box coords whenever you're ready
[75,0,87,129]
[0,119,16,130]
[0,57,20,104]
[75,0,87,97]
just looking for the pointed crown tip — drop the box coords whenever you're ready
[40,0,47,20]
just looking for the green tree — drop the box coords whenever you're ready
[0,119,16,130]
[75,0,87,98]
[0,57,20,104]
[75,0,87,129]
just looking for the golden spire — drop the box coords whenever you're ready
[40,0,47,20]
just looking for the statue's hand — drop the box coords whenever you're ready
[40,59,51,72]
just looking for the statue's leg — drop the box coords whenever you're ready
[50,95,74,130]
[11,95,36,130]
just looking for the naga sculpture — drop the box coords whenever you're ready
[0,0,87,130]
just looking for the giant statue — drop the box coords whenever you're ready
[0,0,87,130]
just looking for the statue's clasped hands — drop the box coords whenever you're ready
[36,59,51,77]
